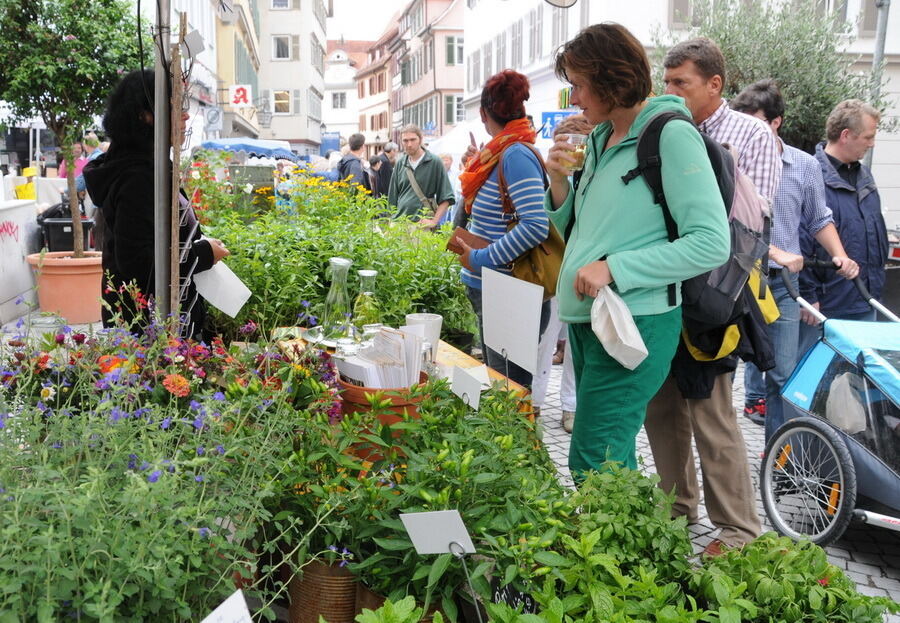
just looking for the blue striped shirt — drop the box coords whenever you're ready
[769,139,833,268]
[460,143,548,288]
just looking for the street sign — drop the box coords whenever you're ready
[228,85,253,109]
[204,107,223,132]
[541,111,577,139]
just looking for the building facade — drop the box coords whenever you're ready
[254,0,329,155]
[356,26,398,157]
[215,0,263,139]
[324,39,372,145]
[395,0,465,144]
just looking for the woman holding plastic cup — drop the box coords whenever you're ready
[545,23,729,479]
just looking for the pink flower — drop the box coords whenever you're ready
[63,34,77,41]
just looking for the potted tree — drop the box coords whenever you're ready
[0,0,147,323]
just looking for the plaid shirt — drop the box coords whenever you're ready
[699,99,781,203]
[768,139,833,268]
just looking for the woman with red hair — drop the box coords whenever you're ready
[455,70,551,389]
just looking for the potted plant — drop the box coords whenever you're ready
[0,0,147,323]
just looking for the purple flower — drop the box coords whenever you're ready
[61,325,72,334]
[212,391,225,401]
[192,415,205,430]
[15,318,24,329]
[109,407,126,423]
[239,320,258,335]
[189,400,203,412]
[301,300,310,308]
[14,296,24,305]
[216,444,225,455]
[196,446,205,456]
[147,470,161,483]
[308,315,318,327]
[198,527,210,538]
[54,334,66,345]
[194,475,205,483]
[128,454,138,470]
[139,461,150,471]
[51,441,62,449]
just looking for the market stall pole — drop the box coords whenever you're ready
[153,0,173,318]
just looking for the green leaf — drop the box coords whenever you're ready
[533,551,571,568]
[372,537,414,551]
[425,553,453,590]
[503,563,517,587]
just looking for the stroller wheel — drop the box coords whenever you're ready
[760,417,856,547]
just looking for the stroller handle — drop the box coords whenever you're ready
[780,259,900,323]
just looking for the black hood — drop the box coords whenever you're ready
[83,149,153,208]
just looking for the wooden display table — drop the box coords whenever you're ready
[274,330,530,403]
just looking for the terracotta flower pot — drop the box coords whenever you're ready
[26,251,103,324]
[337,372,428,424]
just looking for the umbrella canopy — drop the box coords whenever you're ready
[199,137,299,162]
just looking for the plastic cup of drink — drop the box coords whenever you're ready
[566,134,588,171]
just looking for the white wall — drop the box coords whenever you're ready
[0,200,39,325]
[324,49,363,141]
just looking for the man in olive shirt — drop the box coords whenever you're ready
[388,124,455,228]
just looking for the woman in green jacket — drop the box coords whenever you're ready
[545,23,730,479]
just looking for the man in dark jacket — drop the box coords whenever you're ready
[336,133,369,191]
[373,141,397,199]
[799,99,887,353]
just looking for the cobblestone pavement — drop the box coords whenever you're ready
[539,360,900,615]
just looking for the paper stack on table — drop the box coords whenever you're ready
[334,326,424,388]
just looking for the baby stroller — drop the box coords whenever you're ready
[760,260,900,547]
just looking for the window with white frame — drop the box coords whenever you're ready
[669,0,700,28]
[551,6,568,49]
[445,94,464,124]
[273,35,290,60]
[332,92,346,109]
[528,6,543,62]
[272,0,288,8]
[308,88,322,120]
[446,35,464,65]
[510,19,523,69]
[311,34,324,74]
[812,0,849,22]
[859,0,878,35]
[273,89,290,114]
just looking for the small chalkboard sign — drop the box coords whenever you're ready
[490,578,538,614]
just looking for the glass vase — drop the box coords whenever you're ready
[323,257,353,339]
[353,269,380,328]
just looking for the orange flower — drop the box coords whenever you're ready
[98,355,127,374]
[162,373,191,397]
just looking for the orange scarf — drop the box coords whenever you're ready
[459,118,536,214]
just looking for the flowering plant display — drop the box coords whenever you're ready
[0,317,344,621]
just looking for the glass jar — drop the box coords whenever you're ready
[353,269,380,328]
[323,257,353,339]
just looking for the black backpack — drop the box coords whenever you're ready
[620,111,769,328]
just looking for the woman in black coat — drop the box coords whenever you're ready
[84,69,229,338]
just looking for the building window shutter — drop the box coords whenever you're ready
[262,89,270,111]
[293,90,301,115]
[446,36,454,65]
[291,35,300,61]
[359,114,365,131]
[445,95,453,124]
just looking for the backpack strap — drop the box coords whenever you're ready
[621,111,695,306]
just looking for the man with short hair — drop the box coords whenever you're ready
[337,132,370,191]
[643,37,782,556]
[373,142,396,199]
[730,80,858,441]
[799,100,887,348]
[387,124,454,227]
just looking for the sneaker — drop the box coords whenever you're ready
[562,410,575,433]
[743,398,766,425]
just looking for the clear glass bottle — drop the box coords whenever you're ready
[353,269,380,328]
[323,257,353,339]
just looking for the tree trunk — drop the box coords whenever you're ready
[67,161,84,258]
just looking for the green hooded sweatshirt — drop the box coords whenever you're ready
[545,95,730,324]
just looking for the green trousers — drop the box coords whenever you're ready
[568,308,681,479]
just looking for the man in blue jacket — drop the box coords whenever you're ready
[799,99,887,353]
